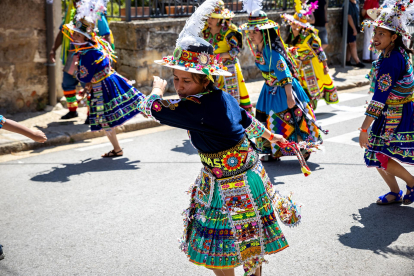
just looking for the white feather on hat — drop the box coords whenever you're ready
[176,0,220,50]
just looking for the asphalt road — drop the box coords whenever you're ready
[0,88,413,276]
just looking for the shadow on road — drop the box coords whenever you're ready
[263,158,322,186]
[171,139,197,155]
[338,203,414,260]
[30,157,140,183]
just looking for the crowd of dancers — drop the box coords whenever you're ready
[1,0,414,274]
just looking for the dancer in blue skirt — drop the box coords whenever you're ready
[359,0,414,205]
[63,0,144,157]
[240,1,325,162]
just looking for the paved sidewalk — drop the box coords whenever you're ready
[0,65,371,155]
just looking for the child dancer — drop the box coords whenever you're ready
[359,0,414,205]
[63,0,144,158]
[240,0,325,162]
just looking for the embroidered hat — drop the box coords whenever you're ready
[362,0,414,47]
[210,0,235,19]
[63,0,107,39]
[155,0,231,79]
[281,0,318,32]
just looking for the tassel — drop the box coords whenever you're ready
[301,166,311,177]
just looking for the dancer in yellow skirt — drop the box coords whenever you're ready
[203,1,253,112]
[282,0,338,110]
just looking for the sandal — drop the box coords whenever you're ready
[403,185,414,205]
[376,190,403,205]
[260,154,280,162]
[102,149,123,158]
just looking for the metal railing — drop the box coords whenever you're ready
[63,0,347,22]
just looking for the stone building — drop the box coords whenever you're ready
[0,0,62,114]
[110,8,364,95]
[0,2,362,113]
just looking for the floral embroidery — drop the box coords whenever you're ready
[152,101,162,112]
[278,77,292,87]
[160,99,180,110]
[137,94,162,122]
[222,151,243,172]
[365,100,385,119]
[79,65,88,79]
[92,66,113,83]
[255,50,265,65]
[276,60,287,72]
[245,112,265,139]
[377,73,392,92]
[283,112,292,122]
[294,108,302,117]
[212,167,223,178]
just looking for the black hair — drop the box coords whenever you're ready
[284,27,301,46]
[191,73,216,91]
[391,32,414,55]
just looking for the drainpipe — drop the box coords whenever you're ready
[341,0,349,68]
[46,0,57,106]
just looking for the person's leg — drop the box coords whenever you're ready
[376,168,400,202]
[349,41,361,64]
[0,244,4,260]
[362,27,372,62]
[61,72,79,119]
[102,128,123,157]
[209,268,235,276]
[346,44,352,62]
[385,158,414,201]
[317,26,328,50]
[253,266,261,276]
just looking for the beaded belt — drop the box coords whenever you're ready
[91,66,114,84]
[386,94,413,105]
[198,136,259,179]
[261,71,292,87]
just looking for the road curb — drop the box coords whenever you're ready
[0,119,161,156]
[0,80,369,156]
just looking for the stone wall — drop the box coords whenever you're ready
[110,7,365,94]
[0,0,62,114]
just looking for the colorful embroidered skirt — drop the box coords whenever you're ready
[89,73,145,131]
[365,102,414,168]
[256,80,323,158]
[297,57,339,107]
[183,164,288,275]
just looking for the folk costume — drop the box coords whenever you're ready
[138,0,301,274]
[281,0,338,110]
[362,1,414,167]
[64,0,144,132]
[361,0,414,204]
[60,0,112,118]
[240,3,325,160]
[202,1,253,112]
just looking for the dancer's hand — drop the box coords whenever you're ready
[353,28,357,36]
[152,76,167,96]
[49,49,56,63]
[359,131,369,149]
[269,134,287,144]
[31,130,47,143]
[323,66,329,75]
[287,95,296,109]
